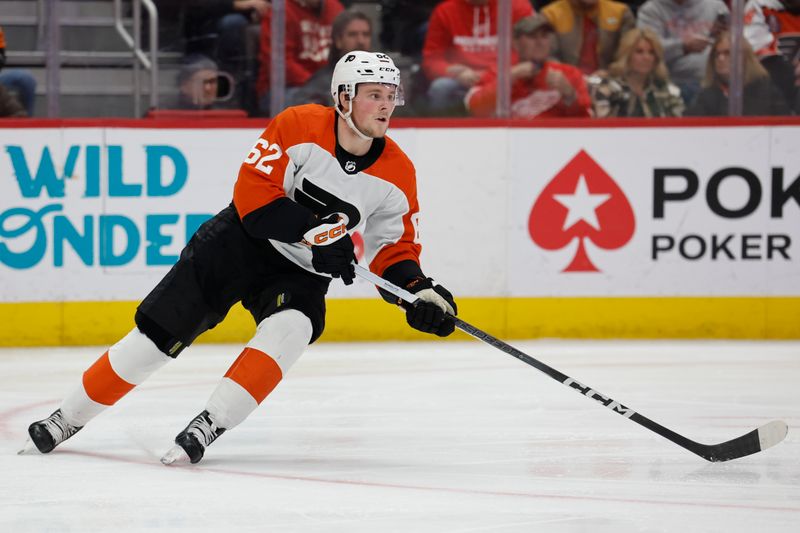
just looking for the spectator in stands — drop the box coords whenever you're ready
[153,1,270,54]
[540,0,636,75]
[589,28,684,117]
[744,0,800,111]
[0,26,35,117]
[422,0,535,115]
[465,14,592,118]
[176,54,233,110]
[189,1,271,109]
[380,1,440,60]
[687,30,789,116]
[535,0,647,14]
[257,0,344,115]
[148,2,269,114]
[0,70,35,116]
[637,0,730,105]
[287,9,371,106]
[186,1,270,58]
[0,82,26,118]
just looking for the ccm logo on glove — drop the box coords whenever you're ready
[304,222,347,244]
[303,215,348,245]
[304,214,356,285]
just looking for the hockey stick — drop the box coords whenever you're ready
[353,264,788,462]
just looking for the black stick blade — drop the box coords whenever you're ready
[698,420,788,462]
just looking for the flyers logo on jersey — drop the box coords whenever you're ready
[529,150,635,272]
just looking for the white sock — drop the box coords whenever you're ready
[60,328,170,426]
[206,309,312,429]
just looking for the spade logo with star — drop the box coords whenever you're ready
[528,150,635,272]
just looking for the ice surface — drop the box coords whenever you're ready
[2,339,798,532]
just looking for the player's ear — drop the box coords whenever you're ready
[338,90,351,112]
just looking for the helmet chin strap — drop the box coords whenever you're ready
[336,103,374,142]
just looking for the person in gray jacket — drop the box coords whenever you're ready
[636,0,729,104]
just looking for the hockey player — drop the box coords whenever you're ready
[22,51,458,465]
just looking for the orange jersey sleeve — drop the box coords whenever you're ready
[234,107,306,219]
[233,105,337,216]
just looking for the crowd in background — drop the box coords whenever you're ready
[0,26,36,117]
[1,0,800,118]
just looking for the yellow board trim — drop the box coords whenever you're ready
[1,297,798,347]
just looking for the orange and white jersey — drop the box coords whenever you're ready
[233,104,421,278]
[745,0,800,60]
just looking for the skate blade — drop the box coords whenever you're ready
[17,438,38,455]
[160,445,190,466]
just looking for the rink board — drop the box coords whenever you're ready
[1,297,799,347]
[1,117,799,345]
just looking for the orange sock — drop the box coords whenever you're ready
[60,328,170,426]
[82,352,136,406]
[223,347,283,404]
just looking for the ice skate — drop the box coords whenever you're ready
[21,409,83,454]
[161,410,225,465]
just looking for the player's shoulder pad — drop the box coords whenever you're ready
[377,134,416,176]
[291,103,334,118]
[363,134,417,196]
[269,104,334,147]
[273,103,331,126]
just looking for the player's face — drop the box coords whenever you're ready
[350,83,397,138]
[629,38,657,76]
[516,30,552,63]
[183,69,218,107]
[335,19,371,54]
[714,39,731,82]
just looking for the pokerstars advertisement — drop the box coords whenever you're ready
[507,127,800,296]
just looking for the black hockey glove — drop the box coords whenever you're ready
[303,214,356,285]
[403,277,458,337]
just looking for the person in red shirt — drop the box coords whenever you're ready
[422,0,535,114]
[465,14,592,118]
[257,0,344,114]
[744,0,800,109]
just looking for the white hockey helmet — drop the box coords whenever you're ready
[330,51,405,109]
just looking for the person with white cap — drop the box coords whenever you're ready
[22,51,458,466]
